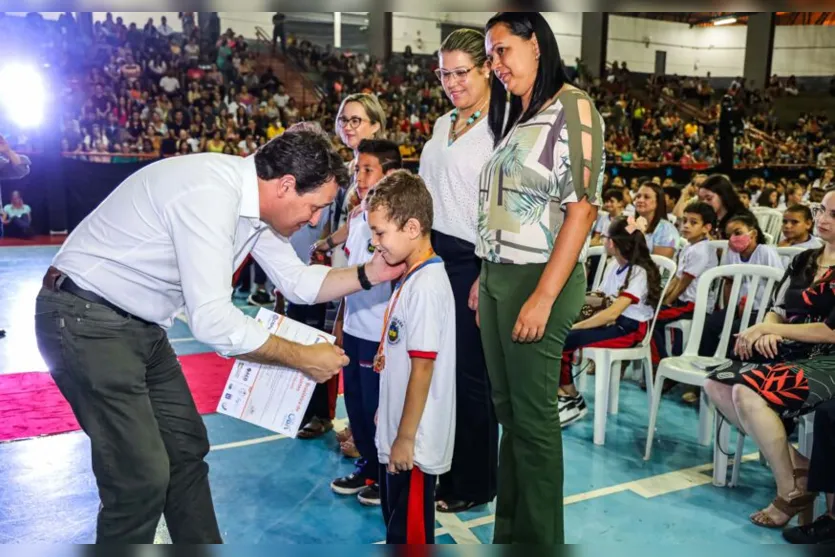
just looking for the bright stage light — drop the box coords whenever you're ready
[0,63,46,129]
[713,17,737,26]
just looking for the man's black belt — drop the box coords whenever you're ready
[44,266,154,326]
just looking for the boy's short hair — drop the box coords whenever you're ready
[357,139,403,172]
[602,188,624,203]
[683,201,717,230]
[663,185,682,205]
[367,170,433,233]
[785,204,813,222]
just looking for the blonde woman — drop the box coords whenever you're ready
[299,94,387,445]
[420,28,498,514]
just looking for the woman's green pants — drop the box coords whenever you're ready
[479,261,585,544]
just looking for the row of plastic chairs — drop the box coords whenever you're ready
[581,256,819,493]
[582,247,805,451]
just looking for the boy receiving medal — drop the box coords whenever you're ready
[366,170,457,545]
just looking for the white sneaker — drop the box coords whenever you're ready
[558,394,588,428]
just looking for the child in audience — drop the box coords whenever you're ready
[330,140,403,506]
[652,202,718,361]
[664,186,681,222]
[699,211,785,358]
[591,188,626,246]
[779,183,806,211]
[558,216,662,427]
[779,204,822,249]
[366,170,456,544]
[737,189,751,210]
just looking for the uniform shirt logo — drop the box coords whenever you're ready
[388,317,403,344]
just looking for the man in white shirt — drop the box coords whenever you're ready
[34,129,406,544]
[157,15,174,37]
[159,73,180,95]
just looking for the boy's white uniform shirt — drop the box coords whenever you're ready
[375,260,456,476]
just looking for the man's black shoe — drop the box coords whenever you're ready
[783,514,835,544]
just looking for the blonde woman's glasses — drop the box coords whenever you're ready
[434,66,474,83]
[337,116,369,129]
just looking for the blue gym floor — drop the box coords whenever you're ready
[0,245,798,545]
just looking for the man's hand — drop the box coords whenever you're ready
[364,250,407,285]
[310,239,330,257]
[297,342,348,383]
[387,435,415,474]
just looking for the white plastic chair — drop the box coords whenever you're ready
[751,207,783,243]
[708,239,728,263]
[763,231,775,245]
[662,240,727,357]
[714,411,815,488]
[644,264,785,460]
[586,245,613,292]
[776,245,806,268]
[578,255,677,446]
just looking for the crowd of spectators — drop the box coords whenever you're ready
[1,12,834,171]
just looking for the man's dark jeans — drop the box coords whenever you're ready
[34,287,223,544]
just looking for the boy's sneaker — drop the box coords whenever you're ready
[247,289,275,307]
[559,394,588,428]
[331,473,367,495]
[357,483,381,506]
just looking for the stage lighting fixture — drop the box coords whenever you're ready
[713,17,738,26]
[0,63,46,129]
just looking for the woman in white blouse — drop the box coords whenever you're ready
[419,29,498,514]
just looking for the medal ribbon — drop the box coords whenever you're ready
[373,252,443,373]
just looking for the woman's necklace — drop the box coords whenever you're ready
[448,97,489,146]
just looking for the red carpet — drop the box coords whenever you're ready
[0,235,66,247]
[0,353,232,443]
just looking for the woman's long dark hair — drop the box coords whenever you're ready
[758,187,779,209]
[485,12,569,147]
[608,217,662,308]
[700,174,747,235]
[638,182,667,234]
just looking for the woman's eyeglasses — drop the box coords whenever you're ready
[434,66,474,83]
[812,205,835,221]
[336,116,368,129]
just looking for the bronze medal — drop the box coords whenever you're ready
[373,353,386,373]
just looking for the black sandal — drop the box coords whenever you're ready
[436,499,477,513]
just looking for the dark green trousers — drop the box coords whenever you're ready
[479,262,585,544]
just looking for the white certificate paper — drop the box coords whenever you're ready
[216,308,335,438]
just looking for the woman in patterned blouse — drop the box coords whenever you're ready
[476,12,605,544]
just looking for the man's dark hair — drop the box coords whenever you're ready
[254,130,349,194]
[357,139,402,172]
[683,201,717,230]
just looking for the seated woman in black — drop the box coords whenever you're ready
[704,188,835,529]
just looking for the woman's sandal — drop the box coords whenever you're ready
[436,499,477,513]
[340,439,360,458]
[336,427,352,444]
[750,469,818,529]
[296,417,333,440]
